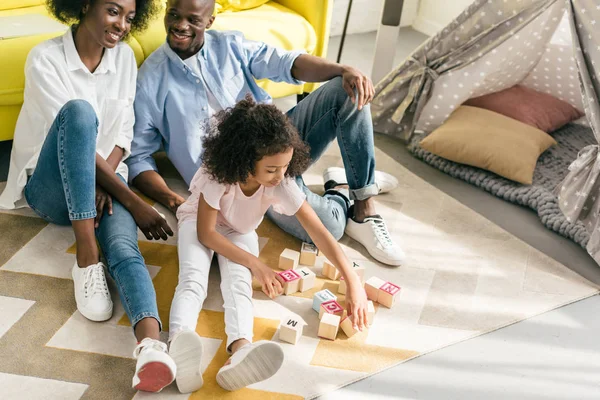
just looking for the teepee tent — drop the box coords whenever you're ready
[372,0,600,263]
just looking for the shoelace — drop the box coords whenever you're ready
[133,338,167,358]
[365,217,394,249]
[84,263,110,299]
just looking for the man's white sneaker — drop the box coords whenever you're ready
[345,215,405,266]
[216,341,284,391]
[132,338,176,392]
[169,330,204,393]
[323,167,399,194]
[71,262,113,321]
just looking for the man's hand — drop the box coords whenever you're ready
[252,262,284,299]
[341,65,375,111]
[130,201,174,241]
[95,185,113,228]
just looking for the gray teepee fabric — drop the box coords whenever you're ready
[372,0,600,264]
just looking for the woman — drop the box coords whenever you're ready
[0,0,176,393]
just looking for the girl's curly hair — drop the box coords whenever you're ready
[202,95,311,185]
[47,0,159,33]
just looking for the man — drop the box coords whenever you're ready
[126,0,404,266]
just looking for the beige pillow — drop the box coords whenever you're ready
[419,106,557,185]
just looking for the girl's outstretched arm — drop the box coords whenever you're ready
[196,194,284,298]
[295,201,369,330]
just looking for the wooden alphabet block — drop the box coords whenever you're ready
[278,248,300,270]
[338,276,346,294]
[340,315,359,338]
[318,313,340,340]
[279,317,303,345]
[378,281,401,308]
[296,267,316,292]
[318,300,344,320]
[351,262,366,283]
[322,259,341,280]
[367,300,375,325]
[312,289,337,312]
[365,277,386,302]
[299,242,318,266]
[278,269,301,295]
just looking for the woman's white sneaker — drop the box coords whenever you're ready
[71,262,113,321]
[345,215,405,266]
[216,341,284,391]
[169,330,204,393]
[323,167,399,194]
[132,338,176,392]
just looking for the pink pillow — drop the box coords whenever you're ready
[464,85,583,132]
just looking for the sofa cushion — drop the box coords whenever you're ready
[419,106,557,185]
[217,0,270,11]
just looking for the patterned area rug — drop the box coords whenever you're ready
[0,144,598,400]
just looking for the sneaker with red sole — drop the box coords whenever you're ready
[132,338,176,392]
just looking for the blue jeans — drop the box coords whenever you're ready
[24,100,161,330]
[266,76,378,242]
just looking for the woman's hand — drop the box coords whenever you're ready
[130,201,174,241]
[252,262,284,299]
[345,277,369,331]
[95,185,113,228]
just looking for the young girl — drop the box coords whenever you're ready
[168,96,370,393]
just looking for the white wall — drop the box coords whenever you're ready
[413,0,474,36]
[330,0,419,36]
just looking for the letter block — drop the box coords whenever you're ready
[367,300,375,325]
[278,248,300,270]
[338,276,346,294]
[299,242,318,266]
[322,259,341,280]
[296,267,316,292]
[279,317,303,345]
[378,282,401,308]
[340,315,359,338]
[278,269,301,295]
[351,262,366,283]
[318,313,340,340]
[365,277,386,302]
[318,299,344,320]
[312,289,337,312]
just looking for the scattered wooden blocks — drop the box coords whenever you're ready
[378,281,401,308]
[367,300,375,325]
[279,317,303,345]
[340,315,359,338]
[299,242,318,266]
[322,259,341,280]
[338,276,346,294]
[365,277,386,302]
[318,313,340,340]
[365,277,401,308]
[279,248,300,270]
[312,289,337,312]
[278,269,301,295]
[318,300,344,320]
[296,267,316,292]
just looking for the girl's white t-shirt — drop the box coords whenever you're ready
[177,168,306,234]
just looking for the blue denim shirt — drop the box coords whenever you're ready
[126,30,304,185]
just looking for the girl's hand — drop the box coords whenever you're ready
[252,263,284,299]
[130,201,174,241]
[345,278,369,331]
[95,185,113,228]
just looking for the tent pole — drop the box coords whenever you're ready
[336,0,354,63]
[371,0,404,84]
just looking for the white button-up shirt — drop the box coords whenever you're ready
[0,27,136,209]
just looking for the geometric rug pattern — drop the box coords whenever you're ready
[1,143,598,399]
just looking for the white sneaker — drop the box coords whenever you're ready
[323,167,399,194]
[345,215,405,266]
[169,330,204,393]
[71,262,113,321]
[216,341,284,391]
[132,338,176,392]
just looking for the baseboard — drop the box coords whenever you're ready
[412,16,443,36]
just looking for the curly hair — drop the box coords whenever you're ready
[202,95,311,185]
[46,0,159,33]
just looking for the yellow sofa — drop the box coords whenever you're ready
[0,0,332,142]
